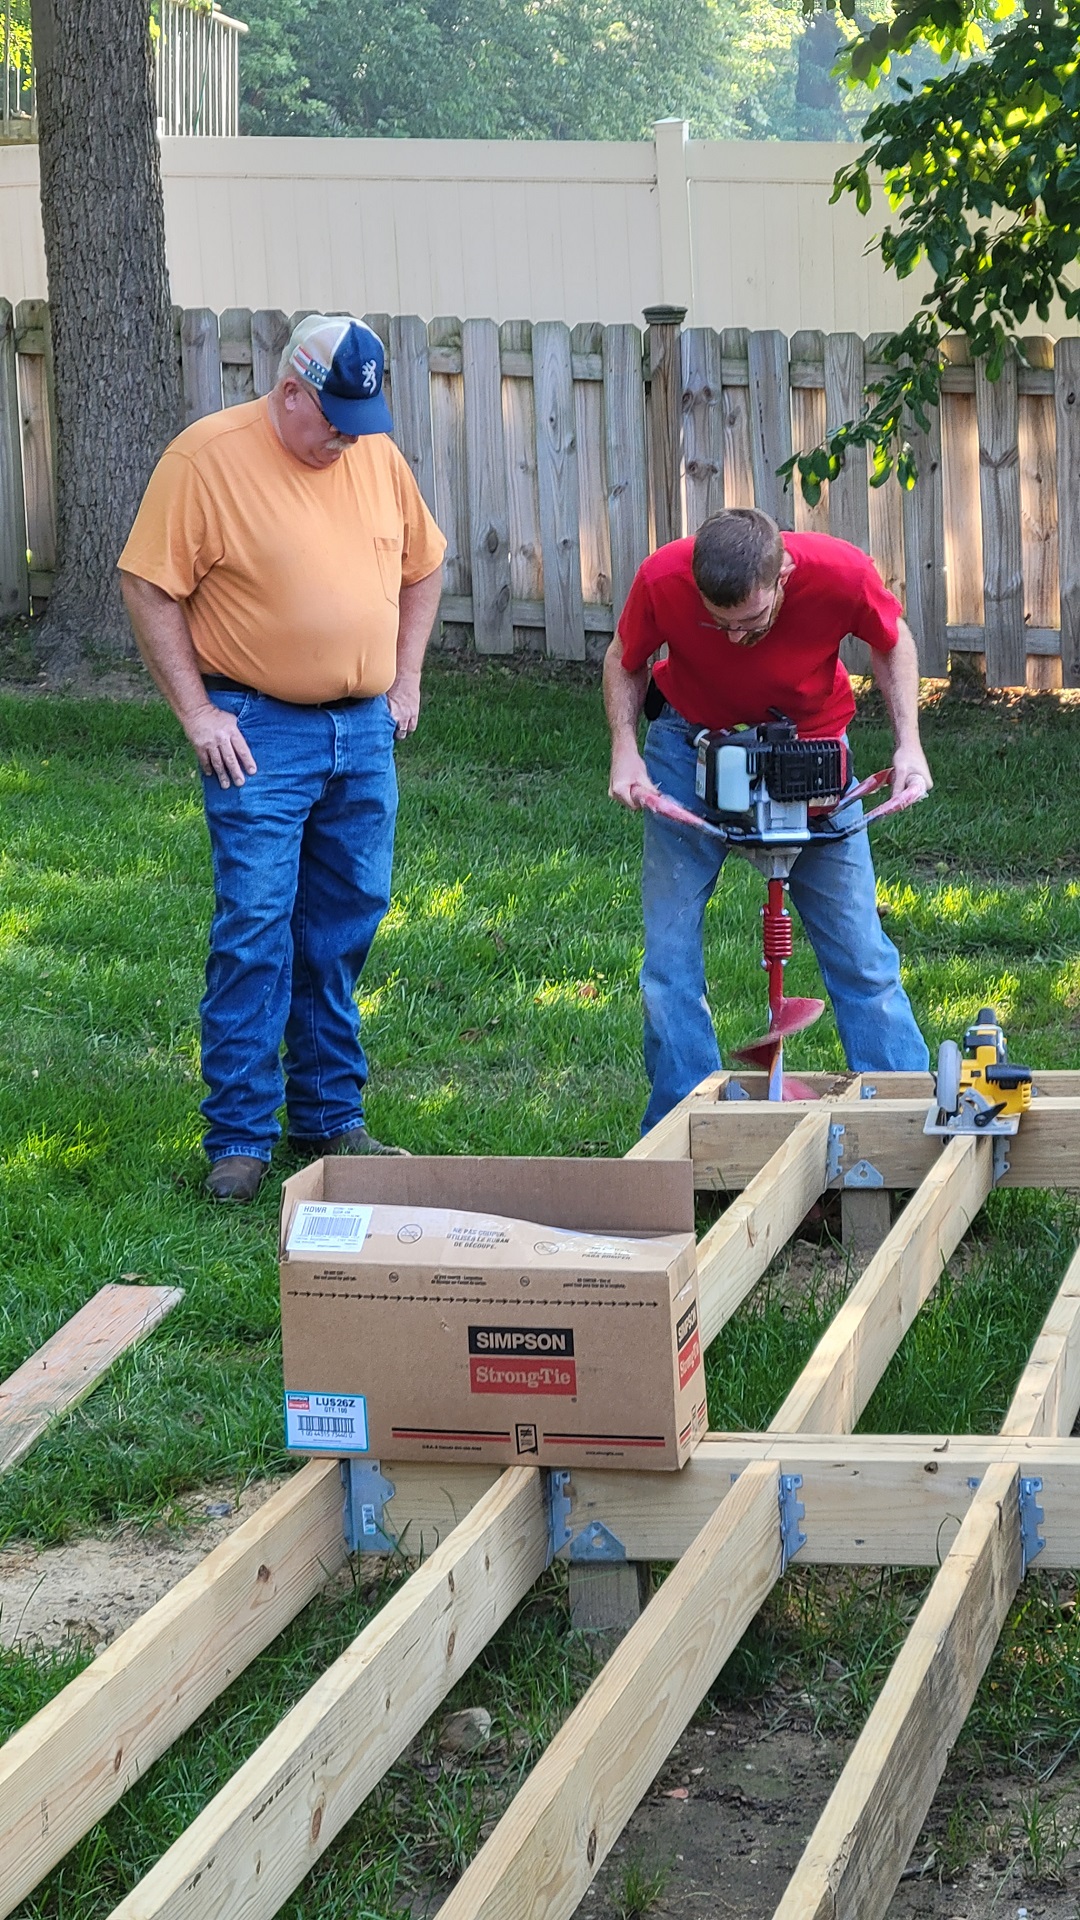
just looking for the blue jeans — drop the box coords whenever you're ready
[640,710,928,1131]
[199,690,398,1162]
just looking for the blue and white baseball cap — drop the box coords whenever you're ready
[284,314,393,436]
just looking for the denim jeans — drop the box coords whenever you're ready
[199,689,398,1162]
[640,710,928,1131]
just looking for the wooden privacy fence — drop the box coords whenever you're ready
[2,297,1078,689]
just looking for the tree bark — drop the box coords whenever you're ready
[30,0,179,677]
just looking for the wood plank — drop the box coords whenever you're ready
[180,307,223,424]
[824,332,870,551]
[501,321,544,651]
[644,311,684,549]
[217,308,254,408]
[1054,334,1080,686]
[438,592,613,634]
[771,1234,1080,1920]
[975,350,1025,686]
[573,321,612,615]
[940,338,983,633]
[901,376,948,674]
[681,327,724,534]
[0,1285,184,1477]
[533,319,585,659]
[746,329,793,530]
[840,1188,892,1256]
[568,1561,651,1638]
[789,331,829,540]
[624,1071,727,1162]
[250,309,289,399]
[429,317,472,651]
[15,298,56,579]
[602,323,649,625]
[1018,336,1057,637]
[772,1135,992,1432]
[462,317,512,655]
[106,1469,549,1920]
[696,1111,831,1348]
[434,1463,783,1920]
[0,1460,346,1920]
[390,312,437,517]
[0,297,28,617]
[721,328,755,511]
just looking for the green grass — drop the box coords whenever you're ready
[2,662,1080,1914]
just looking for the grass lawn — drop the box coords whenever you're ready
[2,660,1080,1913]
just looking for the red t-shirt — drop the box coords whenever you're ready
[618,531,902,736]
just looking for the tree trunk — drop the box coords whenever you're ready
[30,0,179,678]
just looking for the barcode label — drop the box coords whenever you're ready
[284,1391,368,1452]
[286,1202,373,1254]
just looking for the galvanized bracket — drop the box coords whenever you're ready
[569,1519,629,1564]
[724,1078,751,1101]
[844,1158,884,1189]
[778,1473,807,1575]
[1018,1475,1045,1577]
[826,1122,845,1184]
[860,1083,878,1100]
[993,1135,1011,1186]
[545,1468,572,1566]
[341,1458,397,1555]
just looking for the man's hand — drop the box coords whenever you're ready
[891,741,933,803]
[184,701,258,789]
[387,670,421,739]
[609,736,658,810]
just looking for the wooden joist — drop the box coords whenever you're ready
[696,1109,830,1347]
[771,1237,1080,1920]
[0,1461,346,1920]
[0,1284,184,1476]
[106,1468,549,1920]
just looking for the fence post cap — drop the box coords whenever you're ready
[642,305,688,327]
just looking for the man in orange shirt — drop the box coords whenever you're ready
[120,315,446,1201]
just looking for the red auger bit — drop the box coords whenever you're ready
[727,875,824,1101]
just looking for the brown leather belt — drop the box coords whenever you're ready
[201,674,365,710]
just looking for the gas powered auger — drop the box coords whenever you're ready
[634,712,925,1101]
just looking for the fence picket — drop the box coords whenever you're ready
[901,391,948,676]
[251,311,289,399]
[390,314,437,517]
[789,330,829,540]
[180,308,223,424]
[533,319,585,660]
[720,328,755,513]
[573,321,612,613]
[976,352,1025,687]
[428,315,471,650]
[602,323,648,626]
[1019,337,1058,640]
[15,299,55,586]
[462,316,513,655]
[1055,336,1080,687]
[681,327,724,535]
[747,329,793,530]
[824,332,870,551]
[501,320,544,649]
[0,299,28,617]
[218,308,255,408]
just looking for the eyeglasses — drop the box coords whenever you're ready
[699,577,783,644]
[297,381,352,439]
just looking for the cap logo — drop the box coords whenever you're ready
[361,358,379,395]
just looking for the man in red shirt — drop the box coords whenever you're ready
[604,507,932,1130]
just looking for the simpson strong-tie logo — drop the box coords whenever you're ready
[468,1325,576,1395]
[676,1300,702,1389]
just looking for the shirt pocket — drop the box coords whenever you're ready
[374,533,403,606]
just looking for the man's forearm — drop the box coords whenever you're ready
[603,634,649,744]
[395,566,443,679]
[120,572,210,726]
[870,621,923,749]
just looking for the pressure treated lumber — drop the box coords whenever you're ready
[624,1071,727,1161]
[107,1468,549,1920]
[0,1285,184,1475]
[0,1460,346,1920]
[773,1135,992,1432]
[435,1463,783,1920]
[696,1109,831,1347]
[772,1235,1080,1920]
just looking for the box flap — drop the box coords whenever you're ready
[278,1159,329,1255]
[316,1156,695,1233]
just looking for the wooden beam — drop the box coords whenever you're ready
[434,1463,783,1920]
[624,1071,727,1162]
[773,1136,992,1432]
[106,1469,549,1920]
[771,1235,1080,1920]
[0,1285,184,1476]
[690,1097,1080,1191]
[0,1460,346,1920]
[696,1110,830,1348]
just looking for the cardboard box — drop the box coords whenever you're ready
[279,1156,707,1470]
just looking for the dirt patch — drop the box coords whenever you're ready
[0,1478,279,1654]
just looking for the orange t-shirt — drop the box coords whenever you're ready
[118,398,446,703]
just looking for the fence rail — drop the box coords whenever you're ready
[1,300,1075,689]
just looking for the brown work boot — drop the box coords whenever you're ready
[205,1155,269,1202]
[290,1126,410,1158]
